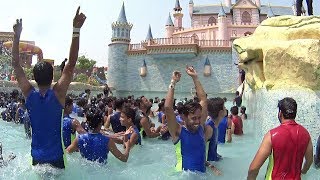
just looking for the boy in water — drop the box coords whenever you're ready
[165,66,208,173]
[12,7,86,169]
[66,108,131,163]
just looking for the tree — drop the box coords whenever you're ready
[76,55,96,69]
[74,73,88,83]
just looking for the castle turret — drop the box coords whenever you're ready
[225,0,231,8]
[189,0,194,18]
[146,25,153,40]
[292,0,297,15]
[173,0,183,31]
[140,59,147,77]
[204,56,211,77]
[267,4,275,18]
[108,2,133,93]
[255,0,261,8]
[217,4,228,41]
[165,13,174,38]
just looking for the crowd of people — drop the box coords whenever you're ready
[0,6,319,179]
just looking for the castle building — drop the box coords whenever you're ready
[107,0,294,98]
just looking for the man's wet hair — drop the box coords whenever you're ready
[77,98,87,108]
[114,98,124,110]
[121,105,136,122]
[86,107,103,130]
[230,106,239,115]
[33,61,53,86]
[176,102,187,115]
[235,91,240,96]
[183,101,202,116]
[65,96,73,107]
[278,97,297,119]
[207,97,225,119]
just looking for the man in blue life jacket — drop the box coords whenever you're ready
[164,66,208,173]
[12,7,86,169]
[63,96,86,148]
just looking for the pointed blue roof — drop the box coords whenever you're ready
[142,59,147,67]
[204,56,211,66]
[117,2,127,23]
[218,4,226,17]
[267,4,275,18]
[189,0,194,4]
[146,25,153,40]
[166,13,174,26]
[174,0,182,11]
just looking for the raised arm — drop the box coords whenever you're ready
[164,71,182,141]
[186,66,207,125]
[12,19,33,97]
[54,7,86,105]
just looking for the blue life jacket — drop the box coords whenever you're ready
[128,126,142,145]
[78,133,109,163]
[179,126,206,172]
[110,112,126,133]
[218,117,228,144]
[206,119,219,161]
[25,88,64,162]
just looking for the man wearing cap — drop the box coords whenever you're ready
[247,97,313,179]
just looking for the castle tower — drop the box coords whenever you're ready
[255,0,261,8]
[225,0,231,8]
[189,0,194,18]
[108,2,133,92]
[165,13,174,38]
[217,4,228,41]
[292,0,297,15]
[146,25,153,40]
[173,0,183,31]
[267,4,275,18]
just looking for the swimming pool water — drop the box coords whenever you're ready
[0,102,319,180]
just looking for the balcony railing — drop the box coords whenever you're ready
[128,37,230,51]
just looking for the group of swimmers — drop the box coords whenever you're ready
[1,6,319,179]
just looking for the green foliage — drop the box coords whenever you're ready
[74,73,88,83]
[76,55,96,70]
[23,67,33,80]
[0,54,12,74]
[88,76,100,86]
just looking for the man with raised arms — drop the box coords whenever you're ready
[12,7,86,169]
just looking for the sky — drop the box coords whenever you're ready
[0,0,319,67]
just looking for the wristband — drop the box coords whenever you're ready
[72,34,80,38]
[73,27,81,33]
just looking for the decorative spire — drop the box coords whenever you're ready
[204,56,211,66]
[174,0,182,11]
[146,25,153,40]
[189,0,194,4]
[218,3,226,17]
[166,13,174,26]
[117,2,127,23]
[267,4,275,18]
[142,59,147,67]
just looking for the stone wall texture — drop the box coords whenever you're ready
[107,46,239,98]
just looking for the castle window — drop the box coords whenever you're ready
[241,11,251,23]
[201,32,206,40]
[208,16,216,25]
[117,28,120,36]
[121,28,124,37]
[125,29,129,38]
